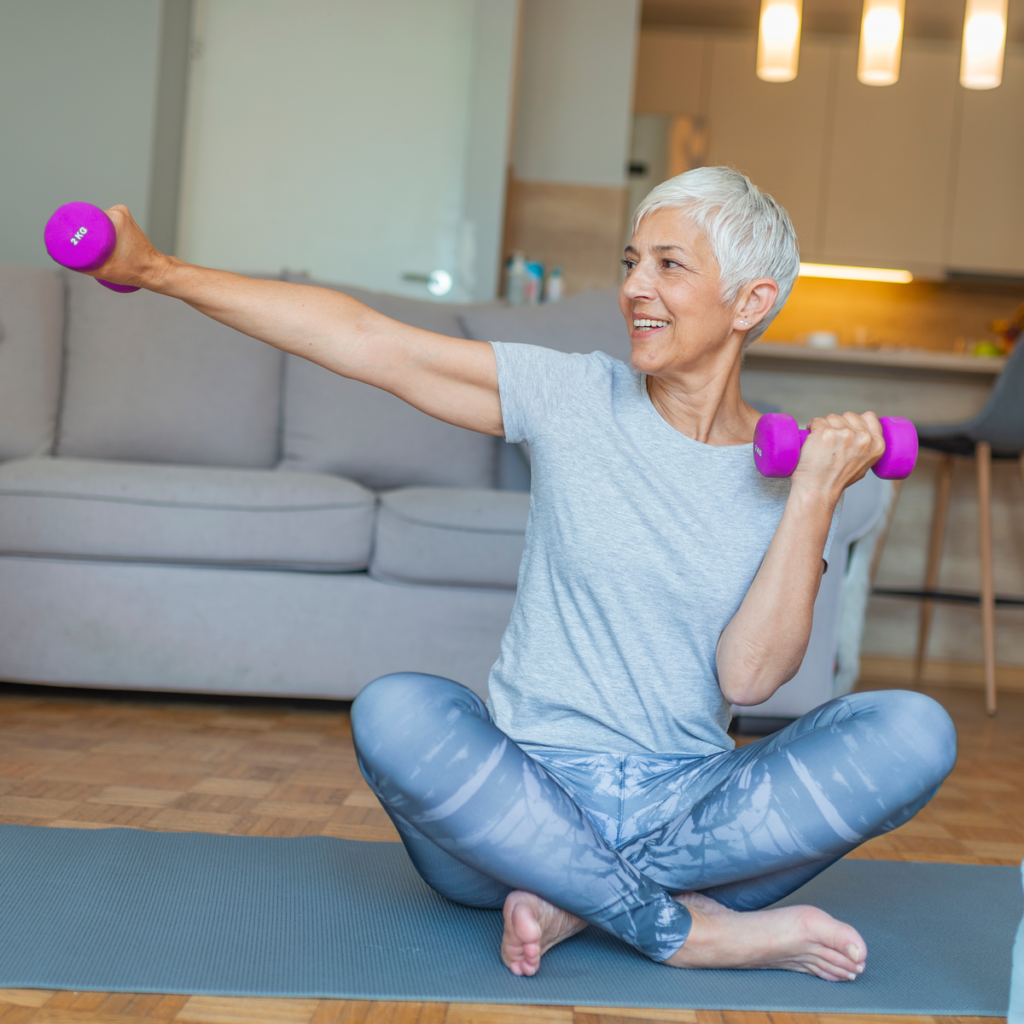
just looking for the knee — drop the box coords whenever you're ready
[858,689,958,783]
[351,672,484,765]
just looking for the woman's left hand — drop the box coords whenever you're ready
[790,411,886,505]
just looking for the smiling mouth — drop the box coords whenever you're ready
[632,318,670,332]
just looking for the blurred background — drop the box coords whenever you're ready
[1,0,1022,688]
[4,1,1024,314]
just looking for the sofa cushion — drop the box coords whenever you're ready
[459,287,629,359]
[0,264,64,461]
[57,272,283,468]
[0,458,375,570]
[371,486,529,588]
[279,274,497,490]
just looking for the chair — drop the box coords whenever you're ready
[913,340,1024,715]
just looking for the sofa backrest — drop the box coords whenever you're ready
[56,272,283,468]
[0,264,64,461]
[278,273,498,490]
[459,287,629,359]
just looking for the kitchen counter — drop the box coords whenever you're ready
[741,341,1000,432]
[747,341,1006,379]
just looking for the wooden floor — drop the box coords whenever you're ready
[0,678,1018,1024]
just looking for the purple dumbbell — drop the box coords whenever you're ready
[43,202,139,293]
[753,413,918,479]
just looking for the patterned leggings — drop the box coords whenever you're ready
[352,674,957,962]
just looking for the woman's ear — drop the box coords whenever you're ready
[734,277,779,330]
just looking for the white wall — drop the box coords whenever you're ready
[512,0,640,187]
[179,0,517,301]
[0,0,162,267]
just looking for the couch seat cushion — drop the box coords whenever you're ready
[371,487,529,588]
[0,458,375,570]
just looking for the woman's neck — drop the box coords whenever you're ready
[645,344,759,447]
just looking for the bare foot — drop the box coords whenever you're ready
[500,890,587,976]
[667,892,867,982]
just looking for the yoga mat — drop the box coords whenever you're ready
[0,824,1016,1015]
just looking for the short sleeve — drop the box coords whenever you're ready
[821,492,845,570]
[490,342,588,444]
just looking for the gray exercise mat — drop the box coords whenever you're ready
[0,824,1016,1015]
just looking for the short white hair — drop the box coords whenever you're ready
[632,166,799,346]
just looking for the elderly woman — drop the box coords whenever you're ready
[101,167,955,981]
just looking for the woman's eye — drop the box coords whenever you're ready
[620,259,636,271]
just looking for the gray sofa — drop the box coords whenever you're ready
[0,263,881,714]
[0,265,635,700]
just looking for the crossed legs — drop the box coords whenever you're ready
[352,674,956,977]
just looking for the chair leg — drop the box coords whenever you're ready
[977,442,997,716]
[914,455,954,686]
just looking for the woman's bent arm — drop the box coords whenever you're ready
[716,412,886,706]
[96,206,504,437]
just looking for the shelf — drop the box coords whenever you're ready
[747,341,1006,375]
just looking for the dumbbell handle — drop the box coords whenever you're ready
[43,202,139,293]
[753,413,918,480]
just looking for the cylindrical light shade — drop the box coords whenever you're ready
[961,0,1008,89]
[858,0,905,86]
[757,0,803,82]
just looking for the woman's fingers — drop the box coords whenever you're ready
[796,411,888,494]
[96,205,165,290]
[857,410,887,462]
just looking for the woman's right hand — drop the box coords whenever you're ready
[89,205,174,292]
[790,411,886,506]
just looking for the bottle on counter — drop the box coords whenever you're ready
[525,261,544,305]
[545,266,563,303]
[506,252,527,306]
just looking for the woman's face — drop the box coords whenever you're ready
[619,207,751,378]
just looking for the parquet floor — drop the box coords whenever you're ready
[0,678,1018,1024]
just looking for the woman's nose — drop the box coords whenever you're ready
[622,265,656,299]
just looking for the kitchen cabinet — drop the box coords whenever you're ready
[632,31,708,116]
[707,36,835,259]
[819,40,959,274]
[948,50,1024,275]
[635,30,1024,278]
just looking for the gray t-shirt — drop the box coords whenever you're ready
[486,343,841,757]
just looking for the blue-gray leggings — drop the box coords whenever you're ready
[352,674,957,962]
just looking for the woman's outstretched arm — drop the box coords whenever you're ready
[92,206,504,437]
[716,412,886,706]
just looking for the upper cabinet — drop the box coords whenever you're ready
[819,41,960,274]
[948,51,1024,275]
[634,29,1024,279]
[632,31,708,116]
[706,36,834,259]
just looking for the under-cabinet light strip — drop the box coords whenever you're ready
[799,263,913,283]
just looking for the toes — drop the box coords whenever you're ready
[806,962,853,983]
[810,944,863,975]
[800,954,860,982]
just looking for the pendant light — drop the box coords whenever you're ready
[857,0,905,86]
[961,0,1008,89]
[757,0,803,82]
